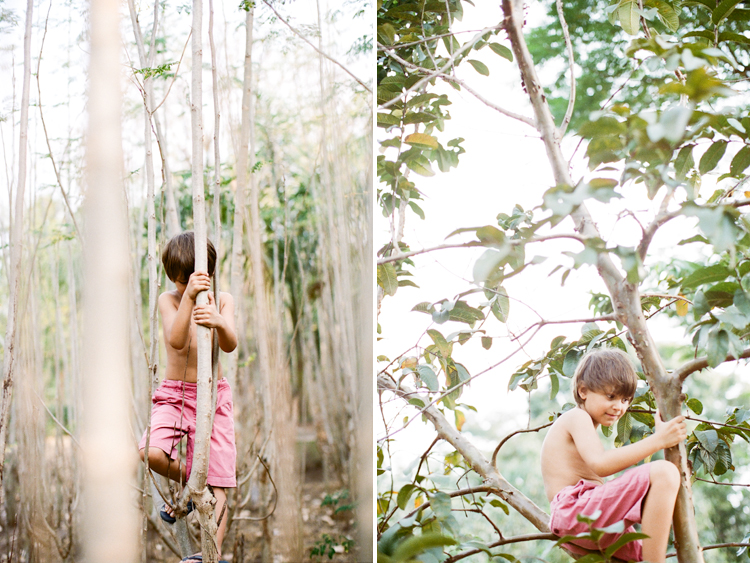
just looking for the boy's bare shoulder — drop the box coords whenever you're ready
[158,290,181,308]
[552,408,591,433]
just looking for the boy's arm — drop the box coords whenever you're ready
[160,272,212,350]
[192,291,237,353]
[159,292,192,351]
[567,408,686,477]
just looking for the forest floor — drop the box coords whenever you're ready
[146,465,361,563]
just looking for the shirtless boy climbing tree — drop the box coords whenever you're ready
[139,231,237,563]
[541,348,687,563]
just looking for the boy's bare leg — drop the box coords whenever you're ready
[140,447,187,484]
[640,460,680,563]
[214,487,228,557]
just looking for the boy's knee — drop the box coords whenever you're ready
[649,460,680,489]
[140,447,167,466]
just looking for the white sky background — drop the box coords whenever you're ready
[0,0,370,222]
[376,1,749,477]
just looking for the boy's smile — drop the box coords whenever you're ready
[579,387,631,427]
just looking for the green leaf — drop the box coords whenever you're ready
[603,533,650,559]
[427,329,452,357]
[404,132,439,149]
[466,59,490,76]
[712,0,743,25]
[417,365,439,391]
[616,413,633,444]
[378,263,399,296]
[488,42,513,61]
[618,0,640,35]
[563,349,582,377]
[674,145,694,181]
[391,532,457,562]
[699,140,728,174]
[397,484,417,510]
[680,264,732,290]
[695,429,719,452]
[377,113,401,127]
[481,336,493,350]
[687,397,704,415]
[707,327,730,367]
[550,372,559,400]
[428,492,452,521]
[406,156,435,177]
[647,0,679,31]
[491,288,510,322]
[730,145,750,176]
[448,301,485,326]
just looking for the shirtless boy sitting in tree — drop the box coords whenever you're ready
[139,232,237,563]
[541,348,687,563]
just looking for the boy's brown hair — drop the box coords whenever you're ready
[572,348,638,406]
[161,231,216,284]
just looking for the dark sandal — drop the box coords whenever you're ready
[159,499,194,524]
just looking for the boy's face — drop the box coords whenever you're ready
[579,386,631,427]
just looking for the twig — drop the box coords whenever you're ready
[379,24,504,110]
[232,455,278,521]
[378,43,535,127]
[402,486,493,520]
[36,1,82,242]
[453,508,504,538]
[673,347,750,382]
[377,326,539,442]
[695,477,750,487]
[150,30,192,115]
[666,543,750,558]
[444,533,559,563]
[261,0,371,93]
[491,421,553,468]
[555,0,575,138]
[34,390,81,449]
[377,233,585,265]
[377,28,499,50]
[629,408,750,432]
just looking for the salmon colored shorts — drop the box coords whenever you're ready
[139,378,237,488]
[549,463,652,562]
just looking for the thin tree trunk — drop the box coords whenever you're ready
[500,1,703,562]
[185,0,220,560]
[0,0,32,493]
[82,0,140,558]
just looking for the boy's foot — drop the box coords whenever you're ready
[180,555,229,563]
[160,500,194,524]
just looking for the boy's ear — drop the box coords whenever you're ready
[578,385,587,401]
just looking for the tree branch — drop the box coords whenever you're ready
[555,0,575,138]
[695,477,750,487]
[667,543,750,558]
[444,533,559,563]
[378,376,552,532]
[378,43,536,127]
[673,347,750,382]
[491,422,553,469]
[261,0,371,93]
[378,233,585,264]
[379,24,504,110]
[402,486,494,520]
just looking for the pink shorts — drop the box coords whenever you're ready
[549,464,652,561]
[139,378,237,488]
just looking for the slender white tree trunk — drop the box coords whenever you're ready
[185,0,220,560]
[0,0,32,493]
[82,0,140,559]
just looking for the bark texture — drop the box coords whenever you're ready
[500,1,703,562]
